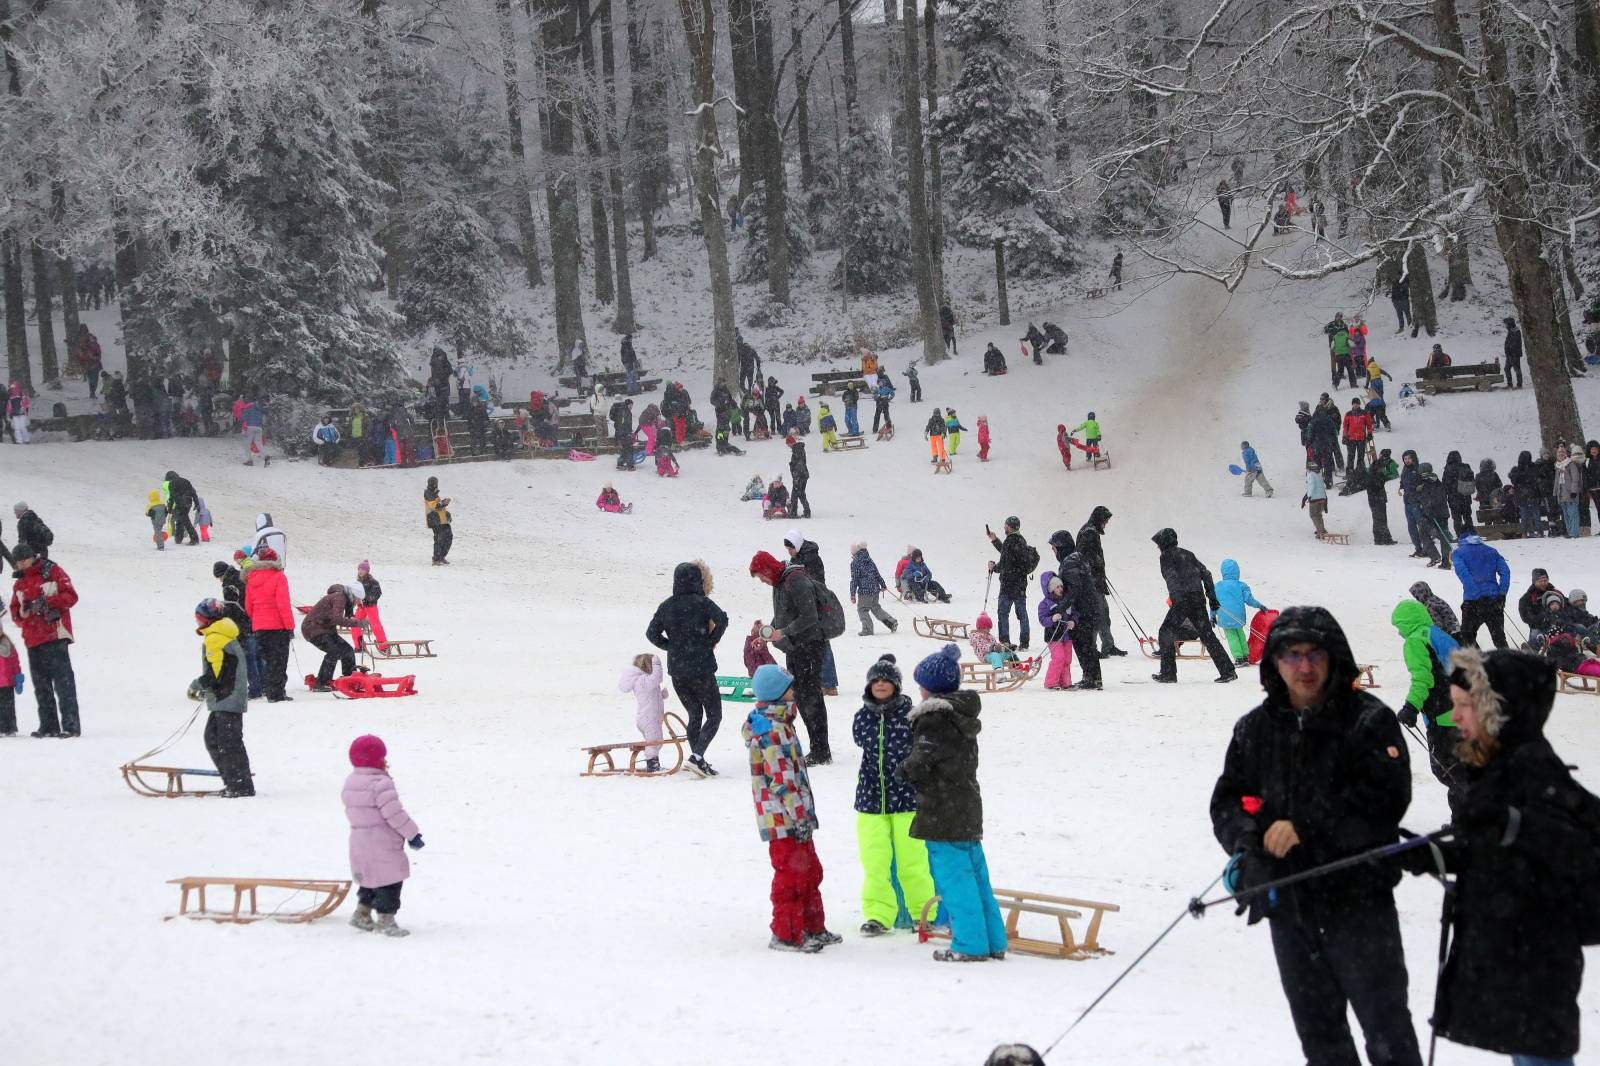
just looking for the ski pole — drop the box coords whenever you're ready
[1187,828,1454,916]
[1401,718,1460,786]
[1104,577,1151,643]
[982,570,993,612]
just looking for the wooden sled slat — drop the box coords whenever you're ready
[831,434,867,451]
[581,712,688,777]
[1318,532,1351,545]
[166,877,352,924]
[959,656,1044,693]
[1137,636,1212,661]
[1354,664,1380,689]
[122,763,229,798]
[914,617,969,641]
[1559,670,1599,694]
[918,888,1119,960]
[363,639,436,660]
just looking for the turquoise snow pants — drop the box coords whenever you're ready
[925,840,1008,957]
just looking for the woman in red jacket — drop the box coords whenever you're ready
[244,546,294,702]
[8,545,79,736]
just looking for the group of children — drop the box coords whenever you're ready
[1053,414,1103,470]
[924,409,990,464]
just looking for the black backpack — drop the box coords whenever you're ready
[813,579,847,640]
[1022,543,1041,576]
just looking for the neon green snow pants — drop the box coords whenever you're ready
[856,811,936,928]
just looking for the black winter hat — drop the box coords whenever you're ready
[865,654,902,695]
[1048,529,1075,552]
[1503,317,1517,329]
[12,544,36,562]
[212,561,231,579]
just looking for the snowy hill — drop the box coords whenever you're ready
[4,222,1599,1066]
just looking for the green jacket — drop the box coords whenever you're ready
[1391,600,1455,726]
[1330,329,1351,357]
[1073,418,1101,440]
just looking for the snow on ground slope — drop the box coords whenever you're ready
[5,221,1599,1066]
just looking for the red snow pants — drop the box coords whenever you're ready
[353,604,387,652]
[768,836,826,944]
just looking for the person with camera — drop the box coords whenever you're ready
[8,545,81,737]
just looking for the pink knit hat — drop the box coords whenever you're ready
[976,613,993,631]
[349,734,387,769]
[356,560,371,573]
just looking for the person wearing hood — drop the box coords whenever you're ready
[1240,440,1273,498]
[788,437,811,518]
[1295,400,1313,453]
[302,584,360,692]
[983,342,1007,376]
[1415,462,1454,568]
[14,502,52,563]
[645,561,730,777]
[1476,457,1510,522]
[1501,316,1524,389]
[783,531,837,692]
[817,403,838,452]
[1214,560,1269,666]
[164,470,200,545]
[1076,506,1127,657]
[750,550,833,765]
[1397,449,1426,554]
[1400,649,1594,1064]
[900,548,950,604]
[213,560,261,699]
[145,490,168,551]
[1408,581,1459,637]
[1452,535,1510,649]
[1391,599,1464,813]
[188,600,254,796]
[1441,450,1476,538]
[252,513,286,564]
[1302,461,1329,537]
[243,546,292,702]
[1508,450,1543,537]
[1534,447,1559,529]
[899,645,1007,962]
[10,546,80,737]
[945,409,967,454]
[1210,606,1421,1066]
[1151,528,1237,684]
[423,478,452,565]
[1583,440,1600,532]
[617,653,668,773]
[1036,571,1077,689]
[852,655,935,936]
[987,517,1038,650]
[849,543,897,636]
[1367,446,1399,545]
[924,407,949,465]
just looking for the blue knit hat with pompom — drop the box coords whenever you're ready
[914,643,963,694]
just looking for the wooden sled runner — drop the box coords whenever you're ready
[1318,532,1351,545]
[1138,636,1213,661]
[832,434,867,452]
[914,617,969,641]
[933,458,953,474]
[959,656,1043,693]
[581,711,688,777]
[121,704,248,798]
[918,888,1120,960]
[167,876,352,924]
[1559,670,1600,694]
[361,639,436,660]
[717,675,756,703]
[876,424,895,441]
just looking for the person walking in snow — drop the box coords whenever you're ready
[1216,179,1233,229]
[1416,462,1454,568]
[924,408,948,465]
[1036,571,1076,689]
[1240,440,1273,497]
[1150,528,1236,684]
[945,409,967,455]
[188,599,254,796]
[343,734,424,937]
[1391,599,1463,814]
[788,437,812,518]
[1302,462,1329,538]
[1501,316,1524,389]
[1407,581,1459,638]
[244,545,292,702]
[165,469,201,546]
[145,490,168,551]
[939,302,958,356]
[849,544,897,636]
[987,518,1038,650]
[749,550,833,765]
[9,546,80,737]
[1076,506,1127,657]
[1210,606,1422,1066]
[6,382,30,444]
[852,654,935,936]
[1452,534,1511,649]
[1212,560,1269,666]
[1366,447,1399,545]
[906,363,922,404]
[976,416,991,461]
[1340,398,1371,479]
[645,561,730,778]
[424,478,453,564]
[1442,449,1477,538]
[618,653,668,773]
[1053,538,1104,689]
[872,376,895,434]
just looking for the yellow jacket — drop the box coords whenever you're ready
[201,617,241,677]
[425,496,450,527]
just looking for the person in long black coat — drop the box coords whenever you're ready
[1076,505,1127,656]
[1151,528,1235,683]
[645,561,729,776]
[1405,648,1594,1064]
[1212,606,1423,1066]
[1053,540,1103,689]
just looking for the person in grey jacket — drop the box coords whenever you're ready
[189,600,254,797]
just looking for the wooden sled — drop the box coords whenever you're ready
[832,434,867,452]
[362,639,436,660]
[918,888,1119,960]
[1559,670,1600,694]
[959,656,1043,693]
[1090,447,1111,470]
[1137,635,1212,661]
[581,711,688,777]
[1354,664,1380,689]
[1083,287,1106,300]
[122,763,231,798]
[876,424,895,441]
[167,876,352,924]
[717,674,756,702]
[914,616,969,641]
[933,458,953,474]
[1318,532,1351,545]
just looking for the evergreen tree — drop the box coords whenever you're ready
[397,196,527,364]
[831,127,910,294]
[737,179,810,285]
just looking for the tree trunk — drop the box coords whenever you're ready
[1549,259,1585,372]
[837,0,858,118]
[1405,243,1438,336]
[994,240,1010,326]
[923,0,944,300]
[3,234,29,391]
[677,0,738,389]
[1577,0,1600,151]
[752,0,789,304]
[792,0,814,189]
[626,0,662,260]
[50,185,78,377]
[540,0,590,365]
[494,0,544,287]
[1443,235,1472,301]
[727,0,757,204]
[601,0,636,334]
[29,241,58,386]
[1043,0,1069,171]
[900,0,942,364]
[578,5,616,307]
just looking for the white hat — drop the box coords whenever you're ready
[784,529,804,551]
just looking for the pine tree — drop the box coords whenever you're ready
[737,180,810,285]
[397,196,527,364]
[832,127,909,294]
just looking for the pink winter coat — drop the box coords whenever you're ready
[0,634,19,685]
[342,767,421,888]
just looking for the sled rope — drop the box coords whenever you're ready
[1401,720,1461,787]
[1104,578,1151,643]
[129,702,205,766]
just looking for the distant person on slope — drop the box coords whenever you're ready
[424,478,452,565]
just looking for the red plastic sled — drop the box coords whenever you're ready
[304,673,417,698]
[1247,609,1279,665]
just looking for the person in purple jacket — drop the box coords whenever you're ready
[343,734,424,937]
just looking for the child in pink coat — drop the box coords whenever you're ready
[342,734,423,936]
[977,416,991,462]
[0,619,21,735]
[596,484,630,513]
[618,653,668,772]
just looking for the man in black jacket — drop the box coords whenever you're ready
[1211,606,1422,1066]
[646,561,730,777]
[13,503,52,563]
[986,517,1036,650]
[609,398,634,471]
[213,560,261,699]
[1415,463,1453,569]
[1501,316,1523,389]
[165,470,200,545]
[1051,536,1103,690]
[788,438,812,519]
[751,550,831,765]
[1076,505,1128,656]
[1151,528,1236,683]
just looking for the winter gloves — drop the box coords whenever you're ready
[12,672,21,694]
[1397,704,1420,728]
[1226,851,1278,926]
[408,834,425,850]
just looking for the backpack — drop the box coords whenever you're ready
[813,579,847,640]
[1022,544,1041,576]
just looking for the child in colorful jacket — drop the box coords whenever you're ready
[618,653,667,772]
[945,409,967,455]
[1391,600,1463,813]
[925,410,948,463]
[342,734,424,937]
[852,655,935,935]
[743,664,838,952]
[1036,572,1076,689]
[654,436,679,477]
[899,645,1007,961]
[1212,559,1269,665]
[0,619,22,735]
[145,490,168,551]
[353,561,387,652]
[818,404,838,452]
[596,484,629,513]
[968,613,1011,668]
[977,416,991,462]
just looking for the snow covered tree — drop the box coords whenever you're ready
[931,0,1074,322]
[738,179,810,285]
[397,196,528,364]
[831,126,909,294]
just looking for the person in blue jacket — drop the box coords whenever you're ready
[1451,534,1511,649]
[1240,440,1273,498]
[1211,559,1269,666]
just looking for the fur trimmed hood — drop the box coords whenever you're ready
[1447,646,1555,751]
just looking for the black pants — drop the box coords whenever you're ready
[87,371,98,399]
[1089,587,1123,652]
[1157,593,1235,680]
[1368,496,1395,545]
[1424,717,1467,816]
[1419,515,1451,565]
[357,882,403,915]
[1504,358,1522,389]
[0,685,14,733]
[431,524,453,562]
[1268,900,1424,1066]
[1219,198,1231,227]
[1392,298,1411,331]
[204,711,254,793]
[873,399,891,431]
[909,380,922,402]
[28,639,79,734]
[790,475,811,518]
[1459,597,1508,649]
[257,630,292,699]
[172,505,199,545]
[785,641,830,760]
[1447,494,1473,537]
[310,633,355,685]
[1070,626,1102,685]
[672,673,724,758]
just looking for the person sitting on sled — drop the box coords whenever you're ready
[597,484,630,513]
[983,343,1008,376]
[742,474,766,502]
[764,477,789,519]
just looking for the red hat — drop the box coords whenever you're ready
[348,734,387,769]
[749,551,785,584]
[255,545,278,562]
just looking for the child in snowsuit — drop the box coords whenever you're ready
[852,655,936,935]
[0,619,19,735]
[977,417,991,462]
[795,397,812,435]
[819,404,838,452]
[618,653,668,772]
[744,621,778,676]
[1072,413,1101,451]
[925,410,948,463]
[968,613,1013,668]
[906,364,922,403]
[900,645,1007,962]
[353,561,387,653]
[655,437,679,477]
[145,490,168,551]
[744,664,837,952]
[945,409,966,455]
[849,543,898,635]
[343,734,424,936]
[1056,424,1073,469]
[596,484,629,513]
[1037,572,1076,689]
[764,477,789,519]
[1212,559,1268,665]
[1391,600,1464,814]
[188,600,254,796]
[741,474,765,502]
[780,404,800,438]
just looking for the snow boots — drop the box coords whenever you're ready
[376,914,410,938]
[350,904,376,932]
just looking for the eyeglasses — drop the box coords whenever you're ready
[1280,649,1329,668]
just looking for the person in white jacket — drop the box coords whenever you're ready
[618,653,667,772]
[253,513,287,564]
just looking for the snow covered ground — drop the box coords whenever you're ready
[5,217,1599,1066]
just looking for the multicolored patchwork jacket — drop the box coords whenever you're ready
[742,700,818,841]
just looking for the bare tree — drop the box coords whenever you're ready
[599,0,635,333]
[538,0,590,365]
[493,0,545,288]
[900,0,943,364]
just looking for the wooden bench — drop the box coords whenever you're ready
[166,877,352,923]
[1318,532,1351,545]
[122,763,231,798]
[557,373,661,394]
[1474,519,1522,541]
[717,675,756,703]
[914,617,969,641]
[1355,664,1379,689]
[831,434,867,452]
[1416,360,1501,395]
[1559,670,1599,694]
[581,712,687,777]
[29,413,101,441]
[809,370,868,397]
[918,888,1120,960]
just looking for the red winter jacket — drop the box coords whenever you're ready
[1342,411,1372,443]
[10,560,78,648]
[244,561,294,632]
